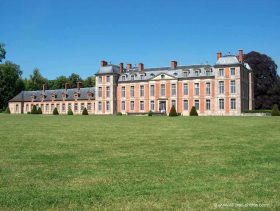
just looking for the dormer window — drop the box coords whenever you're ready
[206,70,211,76]
[74,93,80,99]
[131,75,135,81]
[122,75,126,81]
[51,93,57,100]
[195,70,199,77]
[150,73,155,77]
[87,92,93,100]
[173,72,178,76]
[140,75,144,80]
[31,93,37,101]
[161,74,165,79]
[183,71,190,77]
[62,92,68,100]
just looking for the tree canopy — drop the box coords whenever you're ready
[0,43,6,62]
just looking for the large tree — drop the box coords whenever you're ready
[68,73,82,88]
[244,51,279,109]
[49,76,68,89]
[0,43,6,62]
[25,68,48,91]
[83,76,95,87]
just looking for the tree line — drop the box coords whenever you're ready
[1,42,280,111]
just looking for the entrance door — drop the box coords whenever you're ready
[159,101,166,113]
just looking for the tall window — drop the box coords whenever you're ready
[150,85,155,96]
[130,101,134,111]
[183,83,188,95]
[87,103,91,111]
[219,99,224,110]
[106,101,110,111]
[98,102,102,111]
[150,101,155,111]
[160,84,165,96]
[172,100,176,107]
[231,98,236,110]
[219,81,224,94]
[195,83,199,96]
[206,82,211,96]
[56,104,60,111]
[106,76,110,83]
[98,87,102,97]
[62,103,65,112]
[140,101,144,111]
[41,104,44,112]
[206,99,211,110]
[121,101,125,110]
[219,69,224,77]
[106,86,110,98]
[16,104,19,112]
[140,85,144,97]
[122,87,126,98]
[122,75,126,81]
[230,68,235,76]
[171,84,176,96]
[74,103,78,111]
[230,80,236,94]
[26,104,29,112]
[98,76,102,83]
[51,104,55,112]
[46,104,49,112]
[206,71,211,76]
[131,75,134,81]
[68,103,71,110]
[130,86,134,97]
[81,103,85,111]
[195,100,199,110]
[195,71,199,77]
[183,100,188,110]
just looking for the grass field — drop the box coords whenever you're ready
[0,115,279,210]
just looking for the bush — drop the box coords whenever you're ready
[31,105,38,114]
[37,107,42,114]
[82,108,88,115]
[53,107,59,115]
[148,110,153,116]
[271,104,280,116]
[27,112,31,114]
[116,112,122,116]
[67,108,73,115]
[169,105,178,117]
[5,107,11,114]
[190,106,198,116]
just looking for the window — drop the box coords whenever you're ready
[56,104,60,111]
[171,84,176,96]
[140,75,144,80]
[41,104,44,112]
[195,100,199,110]
[160,84,165,96]
[46,104,49,112]
[172,100,176,107]
[98,87,102,98]
[130,86,134,97]
[106,86,110,98]
[150,101,155,111]
[51,104,55,112]
[140,85,144,97]
[98,102,102,111]
[206,82,211,96]
[74,103,78,111]
[81,103,85,111]
[106,76,110,83]
[230,80,236,94]
[231,98,236,110]
[195,83,199,96]
[16,104,19,112]
[206,99,211,110]
[183,100,188,110]
[150,85,155,96]
[195,71,199,77]
[130,101,134,111]
[219,69,224,77]
[219,99,224,110]
[161,74,165,79]
[122,86,126,98]
[230,68,235,76]
[26,104,29,112]
[219,81,224,94]
[140,101,144,111]
[62,103,65,112]
[87,103,92,111]
[183,84,188,95]
[98,76,102,83]
[206,71,211,76]
[121,101,125,110]
[106,101,110,111]
[131,75,134,81]
[122,75,126,81]
[183,71,189,77]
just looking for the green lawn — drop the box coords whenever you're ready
[0,115,279,210]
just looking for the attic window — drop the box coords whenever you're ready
[173,72,178,76]
[161,74,165,79]
[150,73,155,77]
[183,71,190,77]
[51,93,57,100]
[131,75,135,81]
[140,75,144,80]
[122,75,126,81]
[195,70,200,77]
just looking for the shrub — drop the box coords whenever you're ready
[27,111,31,114]
[190,106,198,116]
[169,105,178,117]
[116,112,122,116]
[31,105,38,114]
[67,108,73,115]
[5,107,11,114]
[148,110,153,116]
[82,108,88,115]
[271,104,280,116]
[37,107,42,114]
[53,107,59,115]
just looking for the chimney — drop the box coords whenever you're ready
[42,84,46,93]
[171,61,177,69]
[100,60,108,67]
[65,83,69,91]
[119,63,124,73]
[217,52,222,60]
[238,49,243,63]
[127,63,132,71]
[77,82,82,92]
[138,63,144,72]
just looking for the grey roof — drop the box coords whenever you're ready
[118,65,214,82]
[215,55,240,65]
[96,65,121,75]
[9,87,95,102]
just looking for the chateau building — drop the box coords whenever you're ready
[9,50,254,116]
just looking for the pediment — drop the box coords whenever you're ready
[151,73,177,81]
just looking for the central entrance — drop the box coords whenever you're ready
[159,101,166,113]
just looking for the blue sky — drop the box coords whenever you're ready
[1,0,280,79]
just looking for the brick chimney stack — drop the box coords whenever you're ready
[127,63,132,71]
[217,52,222,60]
[42,84,46,93]
[238,49,243,63]
[138,63,144,72]
[171,61,178,69]
[119,63,124,73]
[77,82,82,92]
[100,60,108,67]
[65,83,69,91]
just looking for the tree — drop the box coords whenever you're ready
[31,105,38,114]
[68,73,82,88]
[271,104,280,116]
[50,76,68,89]
[0,43,6,62]
[53,107,59,115]
[190,106,198,116]
[67,108,73,115]
[169,105,178,116]
[82,107,88,115]
[25,68,48,91]
[83,76,95,87]
[37,107,42,114]
[0,61,25,110]
[244,51,280,109]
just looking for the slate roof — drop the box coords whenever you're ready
[96,65,121,75]
[9,87,95,102]
[216,55,240,65]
